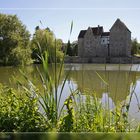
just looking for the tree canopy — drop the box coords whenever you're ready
[66,40,78,56]
[31,27,63,63]
[0,13,32,66]
[131,38,140,55]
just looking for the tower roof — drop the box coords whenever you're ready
[110,18,131,32]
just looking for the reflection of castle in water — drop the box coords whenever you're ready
[69,69,140,103]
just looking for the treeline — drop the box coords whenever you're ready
[0,13,78,66]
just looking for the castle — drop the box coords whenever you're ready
[78,19,132,60]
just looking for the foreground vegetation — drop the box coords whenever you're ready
[0,81,138,132]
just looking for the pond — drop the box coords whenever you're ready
[0,63,140,126]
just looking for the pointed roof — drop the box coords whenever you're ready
[78,30,86,38]
[110,18,131,32]
[78,26,103,38]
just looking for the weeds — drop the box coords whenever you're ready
[0,84,47,132]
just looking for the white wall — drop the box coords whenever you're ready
[101,36,109,46]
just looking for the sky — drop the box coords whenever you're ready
[0,0,140,42]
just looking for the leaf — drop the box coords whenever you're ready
[95,71,108,86]
[70,21,73,37]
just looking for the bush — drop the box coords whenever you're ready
[0,84,47,132]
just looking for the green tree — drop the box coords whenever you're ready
[66,40,73,56]
[31,27,63,63]
[0,13,32,66]
[66,40,78,56]
[131,38,140,55]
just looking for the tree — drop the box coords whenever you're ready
[31,27,63,63]
[0,13,32,65]
[131,38,140,55]
[66,40,78,56]
[66,40,73,56]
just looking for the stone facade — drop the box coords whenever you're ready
[110,19,131,57]
[78,19,132,59]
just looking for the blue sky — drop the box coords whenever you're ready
[0,0,140,42]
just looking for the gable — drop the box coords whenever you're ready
[110,19,131,33]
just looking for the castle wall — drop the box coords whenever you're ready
[110,21,131,57]
[83,27,97,57]
[97,45,108,57]
[126,32,132,56]
[78,38,84,57]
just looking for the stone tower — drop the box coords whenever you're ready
[109,19,132,57]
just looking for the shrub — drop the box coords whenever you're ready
[0,84,47,132]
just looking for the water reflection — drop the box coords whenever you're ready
[70,70,140,103]
[0,64,64,90]
[0,64,140,123]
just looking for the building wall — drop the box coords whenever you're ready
[78,38,84,57]
[126,31,132,56]
[110,21,131,57]
[78,28,108,58]
[83,27,97,57]
[97,45,108,57]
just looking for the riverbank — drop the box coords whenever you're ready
[65,56,140,64]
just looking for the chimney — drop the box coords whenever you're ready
[97,25,100,35]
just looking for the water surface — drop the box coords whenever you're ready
[0,64,140,126]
